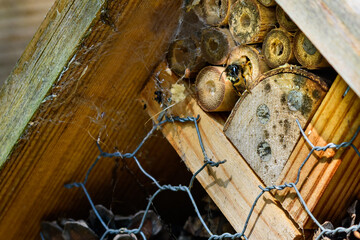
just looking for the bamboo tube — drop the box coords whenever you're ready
[276,5,298,32]
[293,31,330,69]
[228,0,276,44]
[227,45,270,90]
[262,28,297,68]
[257,0,276,7]
[200,0,233,26]
[177,9,207,42]
[200,27,236,65]
[167,38,206,78]
[195,66,239,112]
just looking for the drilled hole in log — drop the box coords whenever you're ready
[209,37,219,51]
[239,56,252,83]
[205,80,217,95]
[270,40,284,57]
[174,46,190,63]
[240,13,251,28]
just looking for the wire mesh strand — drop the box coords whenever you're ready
[48,115,360,240]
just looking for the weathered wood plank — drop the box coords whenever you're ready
[276,76,360,228]
[141,62,301,240]
[275,0,360,97]
[0,0,104,165]
[0,0,188,238]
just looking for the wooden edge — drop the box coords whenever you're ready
[0,0,104,165]
[275,0,360,97]
[224,66,329,132]
[140,62,301,240]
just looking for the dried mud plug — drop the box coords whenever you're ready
[224,68,328,185]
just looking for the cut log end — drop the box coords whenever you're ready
[224,68,328,186]
[229,0,276,44]
[294,31,330,69]
[195,66,239,112]
[276,6,298,32]
[201,0,232,26]
[227,45,270,90]
[257,0,276,7]
[201,27,235,65]
[167,38,205,78]
[263,28,297,68]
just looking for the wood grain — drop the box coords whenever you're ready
[141,62,301,240]
[0,0,192,238]
[0,0,55,86]
[224,68,328,186]
[0,0,103,166]
[276,0,360,96]
[276,76,360,228]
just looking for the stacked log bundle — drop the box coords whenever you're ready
[168,0,332,114]
[161,0,355,235]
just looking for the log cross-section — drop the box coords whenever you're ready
[141,62,301,240]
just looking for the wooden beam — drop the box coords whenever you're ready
[0,0,103,165]
[141,62,301,240]
[0,0,187,238]
[275,0,360,97]
[276,76,360,228]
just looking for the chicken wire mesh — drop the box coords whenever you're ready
[41,109,360,240]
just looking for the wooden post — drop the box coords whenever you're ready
[224,68,328,186]
[227,45,270,90]
[276,6,298,32]
[195,66,239,112]
[229,0,276,44]
[293,30,330,69]
[200,27,235,65]
[141,62,301,240]
[262,28,297,68]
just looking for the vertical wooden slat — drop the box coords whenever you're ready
[276,76,360,228]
